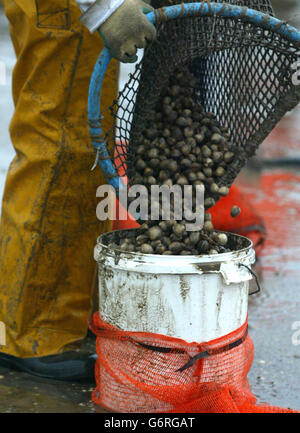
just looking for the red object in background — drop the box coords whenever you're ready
[112,185,266,255]
[113,197,140,231]
[210,185,266,254]
[242,172,300,253]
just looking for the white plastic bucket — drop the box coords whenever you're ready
[94,229,256,343]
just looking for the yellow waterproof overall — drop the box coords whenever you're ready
[0,0,118,357]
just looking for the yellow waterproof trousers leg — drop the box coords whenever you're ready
[0,0,118,357]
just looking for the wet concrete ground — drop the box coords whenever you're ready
[239,166,300,411]
[0,1,299,413]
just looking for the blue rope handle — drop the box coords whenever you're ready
[88,2,300,192]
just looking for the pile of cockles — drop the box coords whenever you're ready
[108,211,240,256]
[128,67,238,208]
[113,67,242,255]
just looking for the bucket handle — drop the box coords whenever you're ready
[239,264,261,296]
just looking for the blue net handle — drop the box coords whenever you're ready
[88,2,300,192]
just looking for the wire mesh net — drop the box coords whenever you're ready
[104,1,300,192]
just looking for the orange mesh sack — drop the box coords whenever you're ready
[90,313,298,413]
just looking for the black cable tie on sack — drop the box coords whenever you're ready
[176,326,248,373]
[176,349,210,372]
[137,341,185,355]
[94,323,248,374]
[92,326,184,351]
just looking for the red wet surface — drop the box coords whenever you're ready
[238,171,300,274]
[223,115,300,410]
[242,167,300,410]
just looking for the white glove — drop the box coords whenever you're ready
[80,0,156,63]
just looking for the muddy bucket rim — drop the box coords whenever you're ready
[95,229,255,278]
[96,228,253,259]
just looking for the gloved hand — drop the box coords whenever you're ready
[99,0,157,63]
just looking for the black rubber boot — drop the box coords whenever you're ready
[0,351,97,382]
